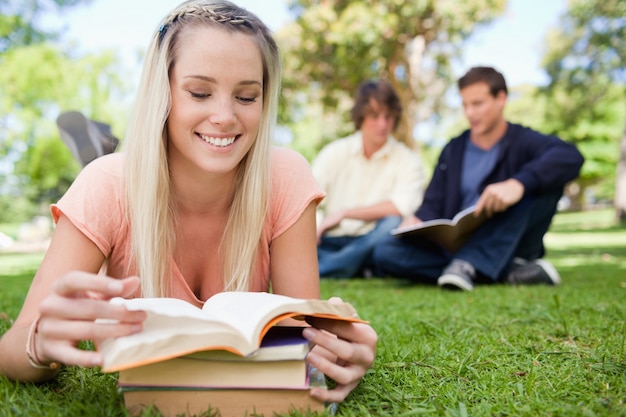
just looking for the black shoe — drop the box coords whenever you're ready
[438,259,475,291]
[56,111,119,167]
[507,258,561,286]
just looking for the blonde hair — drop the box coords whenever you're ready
[122,0,281,297]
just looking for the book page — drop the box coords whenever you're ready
[201,292,309,343]
[109,297,241,329]
[202,292,360,345]
[111,297,207,319]
[100,293,361,372]
[391,205,486,252]
[100,298,242,372]
[392,205,478,234]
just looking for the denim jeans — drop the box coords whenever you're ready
[318,216,402,278]
[372,189,563,282]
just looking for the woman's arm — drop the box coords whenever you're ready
[270,201,320,299]
[269,200,378,403]
[0,215,145,382]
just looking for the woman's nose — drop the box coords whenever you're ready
[208,97,237,127]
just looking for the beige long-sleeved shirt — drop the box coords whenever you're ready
[312,132,425,237]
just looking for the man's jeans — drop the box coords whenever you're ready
[318,216,401,278]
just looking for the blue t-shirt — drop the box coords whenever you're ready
[460,141,500,209]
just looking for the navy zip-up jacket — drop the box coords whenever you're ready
[416,123,585,222]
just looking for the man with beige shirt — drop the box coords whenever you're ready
[313,79,424,278]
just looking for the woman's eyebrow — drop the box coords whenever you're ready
[184,75,262,87]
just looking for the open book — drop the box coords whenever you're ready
[98,292,364,372]
[391,205,488,253]
[117,327,314,389]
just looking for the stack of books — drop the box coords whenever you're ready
[98,292,363,416]
[118,326,326,416]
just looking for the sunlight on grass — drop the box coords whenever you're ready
[546,230,625,249]
[0,253,44,275]
[554,254,626,269]
[551,208,617,230]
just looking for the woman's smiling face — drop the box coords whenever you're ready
[167,24,264,177]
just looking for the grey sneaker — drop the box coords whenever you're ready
[438,259,475,291]
[507,258,561,286]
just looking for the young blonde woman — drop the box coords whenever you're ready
[0,0,377,404]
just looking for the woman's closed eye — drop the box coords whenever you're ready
[187,92,257,103]
[236,95,257,103]
[190,91,210,99]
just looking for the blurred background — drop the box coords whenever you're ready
[0,0,624,250]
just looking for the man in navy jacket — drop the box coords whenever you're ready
[373,66,584,290]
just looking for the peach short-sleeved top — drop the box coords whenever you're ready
[51,147,324,307]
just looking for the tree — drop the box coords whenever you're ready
[0,43,128,221]
[0,0,130,222]
[0,0,92,53]
[541,0,626,220]
[501,81,624,210]
[277,0,506,158]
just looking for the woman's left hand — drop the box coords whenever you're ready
[303,299,377,403]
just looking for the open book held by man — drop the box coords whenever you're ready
[391,205,487,253]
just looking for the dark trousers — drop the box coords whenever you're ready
[318,216,402,278]
[372,190,563,283]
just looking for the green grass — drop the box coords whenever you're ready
[1,209,625,417]
[0,222,22,240]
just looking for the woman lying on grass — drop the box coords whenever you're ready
[0,0,376,405]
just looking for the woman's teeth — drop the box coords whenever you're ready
[199,134,236,147]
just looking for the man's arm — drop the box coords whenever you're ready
[476,127,583,217]
[511,129,584,195]
[474,178,524,217]
[317,201,400,240]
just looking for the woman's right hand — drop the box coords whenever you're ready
[35,273,146,368]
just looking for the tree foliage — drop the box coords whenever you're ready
[0,0,92,53]
[543,0,625,85]
[0,43,128,221]
[0,0,130,222]
[501,82,623,210]
[541,0,626,218]
[276,0,506,159]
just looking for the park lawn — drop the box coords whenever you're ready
[0,209,624,417]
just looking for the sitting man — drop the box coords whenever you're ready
[373,66,584,290]
[313,79,424,278]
